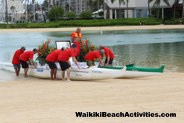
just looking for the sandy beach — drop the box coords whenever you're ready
[0,25,184,122]
[0,25,184,32]
[0,72,184,123]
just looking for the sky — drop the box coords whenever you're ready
[37,0,44,4]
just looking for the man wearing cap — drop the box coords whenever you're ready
[84,50,104,66]
[99,46,114,66]
[19,48,37,77]
[46,49,63,80]
[57,44,79,81]
[12,46,26,76]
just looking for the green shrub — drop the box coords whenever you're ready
[80,11,93,19]
[48,7,64,21]
[66,12,76,20]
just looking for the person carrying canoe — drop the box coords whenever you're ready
[99,46,114,66]
[57,44,80,81]
[84,49,104,66]
[12,46,26,76]
[19,48,38,77]
[71,27,82,56]
[46,49,63,80]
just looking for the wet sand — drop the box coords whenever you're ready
[0,72,184,123]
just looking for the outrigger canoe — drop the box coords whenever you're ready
[0,62,126,81]
[99,64,165,78]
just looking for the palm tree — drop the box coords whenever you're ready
[182,0,184,19]
[111,0,129,18]
[173,0,179,18]
[149,0,170,19]
[5,0,8,24]
[126,0,129,18]
[10,6,16,22]
[88,0,94,11]
[148,0,152,17]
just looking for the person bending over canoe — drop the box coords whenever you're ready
[12,46,26,76]
[46,49,62,80]
[84,50,104,66]
[71,27,82,57]
[19,48,38,77]
[99,46,114,66]
[57,44,79,81]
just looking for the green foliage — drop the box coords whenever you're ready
[164,19,184,25]
[80,11,93,19]
[78,39,96,62]
[48,7,64,21]
[66,12,76,20]
[36,40,56,65]
[0,18,182,28]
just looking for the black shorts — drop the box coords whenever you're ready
[47,61,57,69]
[59,61,71,71]
[13,64,20,69]
[105,58,113,65]
[20,60,29,68]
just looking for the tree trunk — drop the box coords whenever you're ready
[126,3,128,18]
[174,5,176,19]
[5,0,8,24]
[162,8,164,19]
[148,0,150,17]
[182,0,184,19]
[157,6,160,19]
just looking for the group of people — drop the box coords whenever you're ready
[12,47,38,77]
[12,28,114,81]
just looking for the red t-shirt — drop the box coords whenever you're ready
[19,51,34,62]
[12,49,24,64]
[46,50,60,62]
[73,41,80,56]
[57,48,75,62]
[103,47,114,59]
[84,51,101,61]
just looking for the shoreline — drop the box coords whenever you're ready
[0,25,184,32]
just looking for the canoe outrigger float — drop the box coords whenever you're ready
[99,64,165,78]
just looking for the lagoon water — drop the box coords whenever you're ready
[0,29,184,81]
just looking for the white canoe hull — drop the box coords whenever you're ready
[0,62,125,81]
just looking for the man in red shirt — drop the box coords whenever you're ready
[46,49,62,80]
[19,48,37,77]
[71,28,82,56]
[84,50,104,66]
[57,44,79,81]
[99,46,114,66]
[12,46,26,76]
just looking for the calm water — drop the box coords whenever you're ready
[0,29,184,81]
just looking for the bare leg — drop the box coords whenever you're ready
[66,67,71,81]
[62,70,65,80]
[50,69,54,80]
[17,67,20,76]
[53,69,57,80]
[24,68,29,78]
[15,68,19,76]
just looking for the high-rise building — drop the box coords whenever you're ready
[0,0,25,23]
[49,0,89,16]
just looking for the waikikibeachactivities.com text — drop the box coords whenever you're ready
[75,112,176,118]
